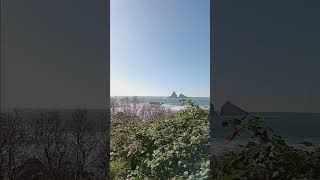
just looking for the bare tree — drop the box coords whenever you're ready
[0,110,26,179]
[94,132,109,180]
[139,104,175,120]
[70,109,98,179]
[110,97,118,117]
[33,111,72,178]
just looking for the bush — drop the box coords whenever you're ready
[110,100,210,179]
[214,115,320,179]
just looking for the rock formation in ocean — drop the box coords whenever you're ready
[169,91,178,98]
[178,93,187,98]
[220,101,248,116]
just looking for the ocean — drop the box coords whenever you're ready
[214,112,320,138]
[213,112,320,155]
[113,96,210,107]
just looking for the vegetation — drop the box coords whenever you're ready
[110,98,210,179]
[3,98,320,179]
[0,109,108,180]
[213,114,320,179]
[111,98,320,179]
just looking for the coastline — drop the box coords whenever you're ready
[212,137,320,157]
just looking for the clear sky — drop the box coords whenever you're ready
[111,0,210,97]
[213,0,320,112]
[2,0,107,109]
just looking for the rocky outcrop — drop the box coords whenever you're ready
[220,101,248,116]
[178,93,187,98]
[169,91,178,98]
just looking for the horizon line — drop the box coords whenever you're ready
[110,95,210,98]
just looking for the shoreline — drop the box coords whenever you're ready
[211,137,320,157]
[113,102,209,112]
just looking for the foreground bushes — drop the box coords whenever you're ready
[110,100,210,179]
[4,98,320,179]
[213,115,320,179]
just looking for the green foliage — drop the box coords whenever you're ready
[214,115,320,179]
[110,99,210,179]
[111,99,320,179]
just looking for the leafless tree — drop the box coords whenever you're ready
[33,111,72,178]
[139,104,175,120]
[0,110,26,179]
[110,97,118,117]
[94,132,109,180]
[70,109,99,179]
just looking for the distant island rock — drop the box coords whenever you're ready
[178,93,187,98]
[169,91,178,98]
[220,101,248,116]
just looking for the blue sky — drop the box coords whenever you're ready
[111,0,210,97]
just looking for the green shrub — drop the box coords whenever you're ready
[110,100,210,179]
[214,115,320,179]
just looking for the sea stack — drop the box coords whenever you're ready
[220,101,248,116]
[169,91,178,98]
[178,93,187,98]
